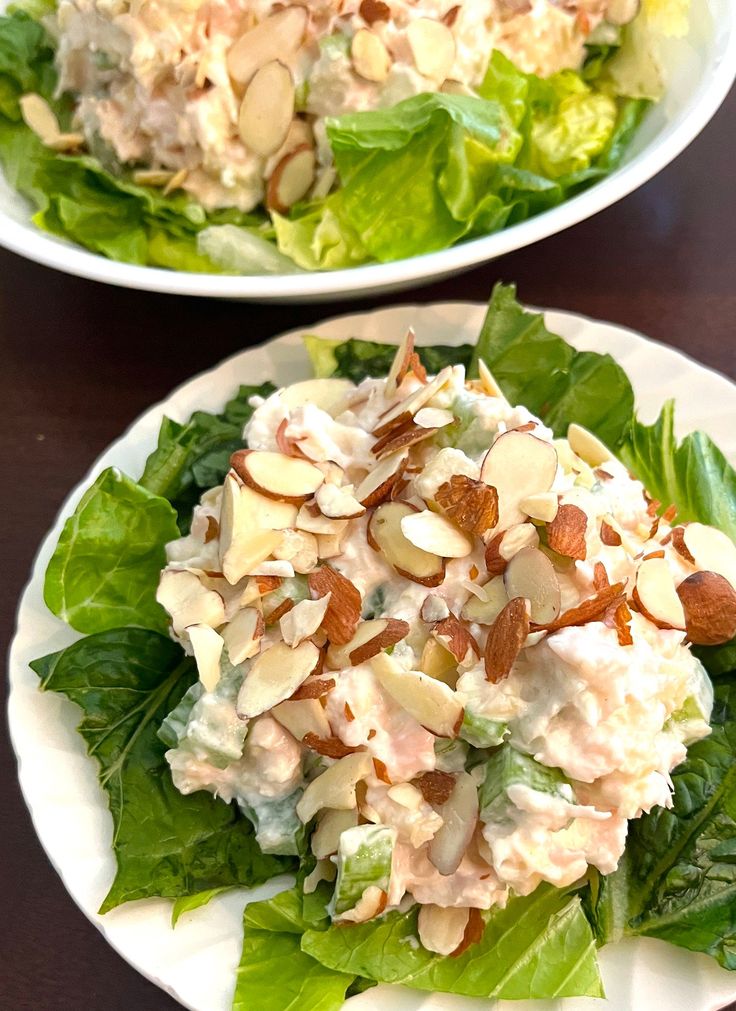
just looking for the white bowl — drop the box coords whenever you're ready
[1,0,734,301]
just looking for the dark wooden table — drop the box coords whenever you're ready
[2,84,735,1011]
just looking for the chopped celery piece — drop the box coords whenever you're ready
[434,737,469,772]
[239,789,307,857]
[479,744,571,823]
[667,660,714,744]
[459,710,508,749]
[331,824,396,917]
[164,665,247,769]
[158,681,203,749]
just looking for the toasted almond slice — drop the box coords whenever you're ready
[296,751,374,823]
[519,491,558,523]
[290,676,335,700]
[567,423,613,467]
[231,450,324,504]
[373,366,453,437]
[418,905,470,957]
[351,27,391,82]
[316,531,347,559]
[272,696,332,742]
[272,529,319,574]
[187,624,224,692]
[600,518,622,546]
[432,614,479,665]
[503,547,561,625]
[436,475,499,536]
[219,477,283,584]
[546,503,588,561]
[266,143,315,213]
[419,636,458,686]
[360,0,391,23]
[238,60,295,157]
[156,569,226,635]
[19,93,60,144]
[355,451,409,508]
[533,581,626,633]
[421,594,450,623]
[227,6,307,85]
[251,559,295,579]
[480,431,558,530]
[315,482,366,519]
[401,510,474,558]
[477,359,505,399]
[222,606,264,664]
[368,501,446,586]
[280,594,332,647]
[407,17,456,80]
[327,618,395,670]
[281,378,353,418]
[415,407,454,429]
[613,600,634,646]
[385,329,416,399]
[593,561,611,591]
[308,565,362,644]
[427,772,478,875]
[237,639,320,718]
[348,618,410,666]
[311,807,360,859]
[451,907,485,958]
[633,557,686,631]
[485,522,539,575]
[461,574,508,625]
[484,597,529,683]
[672,523,736,589]
[302,732,363,759]
[372,421,438,460]
[415,770,456,805]
[676,571,736,645]
[371,652,463,737]
[296,503,349,536]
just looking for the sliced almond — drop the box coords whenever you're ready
[231,450,324,504]
[156,569,226,635]
[613,600,634,646]
[368,501,446,586]
[600,519,622,546]
[227,7,307,85]
[237,639,320,718]
[672,523,736,589]
[427,771,479,875]
[419,636,458,686]
[347,618,410,666]
[418,905,470,957]
[252,559,295,579]
[451,907,485,958]
[567,423,613,467]
[133,169,176,187]
[371,652,463,737]
[311,807,360,859]
[407,17,456,80]
[401,510,474,559]
[676,571,736,645]
[533,581,626,633]
[420,594,450,624]
[272,528,319,574]
[280,594,332,647]
[296,503,349,536]
[238,60,294,157]
[415,407,454,429]
[302,732,362,759]
[485,522,539,576]
[272,696,332,742]
[296,751,374,823]
[187,624,224,692]
[222,606,264,664]
[308,565,362,644]
[484,597,529,683]
[372,421,439,460]
[477,359,505,399]
[316,531,347,559]
[290,676,335,701]
[266,143,315,213]
[519,491,558,523]
[351,27,391,82]
[315,482,366,520]
[327,618,390,669]
[19,93,60,145]
[354,451,408,508]
[432,614,479,665]
[633,557,686,631]
[281,378,353,418]
[436,475,499,536]
[461,575,508,625]
[359,0,391,24]
[373,366,453,437]
[414,770,456,806]
[503,547,561,625]
[337,885,388,924]
[546,503,588,561]
[593,561,611,591]
[384,329,416,400]
[480,431,558,529]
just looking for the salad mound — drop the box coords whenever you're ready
[0,0,688,272]
[31,286,736,1008]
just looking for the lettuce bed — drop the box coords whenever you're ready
[28,285,736,1008]
[0,1,689,272]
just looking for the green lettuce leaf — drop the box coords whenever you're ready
[43,467,179,634]
[301,882,603,999]
[140,381,275,531]
[233,887,355,1011]
[171,887,232,927]
[31,629,293,913]
[304,335,473,385]
[590,675,736,969]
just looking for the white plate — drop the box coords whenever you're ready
[8,302,736,1011]
[0,0,735,301]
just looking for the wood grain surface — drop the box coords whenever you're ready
[1,85,734,1011]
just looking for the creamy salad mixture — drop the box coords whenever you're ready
[49,0,638,212]
[152,335,736,952]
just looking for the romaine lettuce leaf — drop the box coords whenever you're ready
[171,887,232,927]
[590,675,736,969]
[43,467,179,634]
[301,882,603,999]
[31,629,293,912]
